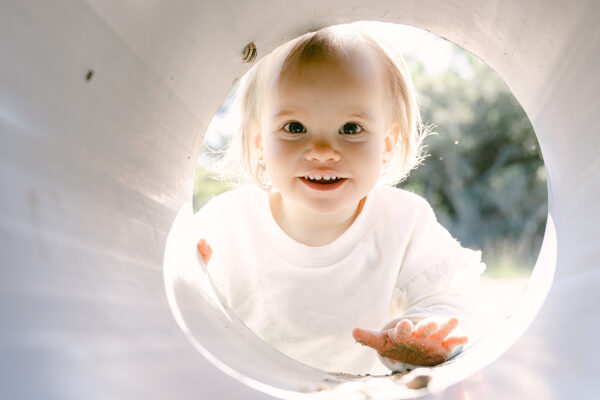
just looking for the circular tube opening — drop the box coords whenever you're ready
[164,22,556,399]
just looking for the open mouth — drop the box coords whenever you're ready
[302,175,344,184]
[299,175,346,191]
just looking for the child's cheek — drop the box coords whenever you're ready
[266,140,298,162]
[264,140,301,180]
[345,141,384,168]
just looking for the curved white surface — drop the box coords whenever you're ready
[1,0,599,399]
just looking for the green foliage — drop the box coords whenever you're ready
[401,50,547,274]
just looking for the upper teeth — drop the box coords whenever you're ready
[304,175,339,180]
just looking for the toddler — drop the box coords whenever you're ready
[195,23,485,375]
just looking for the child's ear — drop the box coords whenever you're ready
[383,124,401,162]
[253,132,264,158]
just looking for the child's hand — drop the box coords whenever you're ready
[197,238,213,265]
[352,317,467,367]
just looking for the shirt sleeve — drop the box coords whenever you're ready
[389,245,484,329]
[380,198,486,371]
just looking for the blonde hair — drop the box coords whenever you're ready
[213,22,426,188]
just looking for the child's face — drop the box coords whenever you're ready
[257,50,399,217]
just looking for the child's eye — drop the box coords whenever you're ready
[339,122,363,135]
[283,121,307,134]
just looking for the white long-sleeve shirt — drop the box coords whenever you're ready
[194,184,485,375]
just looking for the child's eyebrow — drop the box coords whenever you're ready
[272,109,375,121]
[345,111,375,121]
[272,109,299,119]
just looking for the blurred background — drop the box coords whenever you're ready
[193,23,547,321]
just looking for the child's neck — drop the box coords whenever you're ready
[269,192,366,246]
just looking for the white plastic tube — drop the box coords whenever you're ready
[1,0,598,399]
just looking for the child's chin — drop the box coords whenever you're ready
[304,198,358,216]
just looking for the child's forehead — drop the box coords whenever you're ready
[280,40,383,81]
[258,35,396,123]
[275,62,382,99]
[264,53,393,123]
[275,45,387,94]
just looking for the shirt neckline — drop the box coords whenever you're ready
[257,185,382,267]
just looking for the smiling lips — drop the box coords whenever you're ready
[303,175,343,184]
[299,175,347,191]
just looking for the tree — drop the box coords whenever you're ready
[402,49,547,274]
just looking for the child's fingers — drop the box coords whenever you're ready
[430,317,459,341]
[413,320,439,338]
[197,239,210,257]
[197,239,213,264]
[442,335,469,352]
[394,319,414,340]
[353,328,387,351]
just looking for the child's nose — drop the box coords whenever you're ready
[304,142,341,163]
